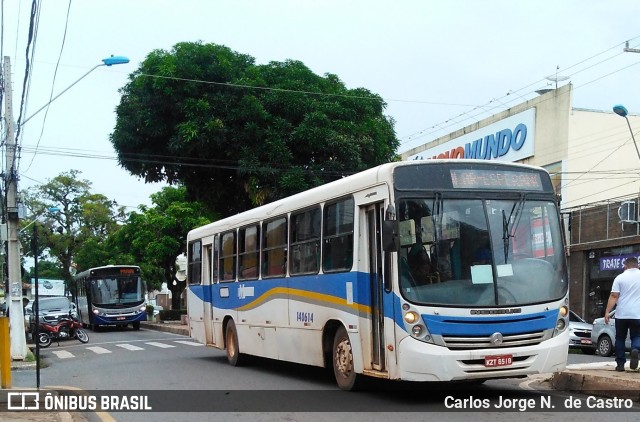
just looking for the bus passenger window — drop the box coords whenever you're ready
[187,240,202,285]
[262,217,287,278]
[239,225,259,280]
[290,207,321,275]
[323,197,354,272]
[220,231,237,282]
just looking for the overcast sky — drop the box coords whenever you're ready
[3,0,640,211]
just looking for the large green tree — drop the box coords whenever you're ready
[107,186,213,309]
[111,41,399,217]
[21,170,126,296]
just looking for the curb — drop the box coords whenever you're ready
[140,321,189,336]
[550,370,640,401]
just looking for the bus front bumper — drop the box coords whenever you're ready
[396,330,569,382]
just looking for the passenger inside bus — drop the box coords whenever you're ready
[407,243,437,285]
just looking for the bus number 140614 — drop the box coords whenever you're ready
[296,312,314,323]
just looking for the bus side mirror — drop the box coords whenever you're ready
[382,220,399,252]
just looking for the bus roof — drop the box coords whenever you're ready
[187,160,550,240]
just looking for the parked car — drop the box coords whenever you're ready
[27,296,77,335]
[590,310,632,357]
[568,310,596,354]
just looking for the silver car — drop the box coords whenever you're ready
[569,310,596,354]
[590,310,632,357]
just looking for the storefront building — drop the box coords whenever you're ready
[400,83,640,320]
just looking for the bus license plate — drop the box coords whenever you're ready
[117,317,126,320]
[484,354,512,367]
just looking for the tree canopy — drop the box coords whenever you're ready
[21,170,126,294]
[111,41,399,217]
[106,186,214,308]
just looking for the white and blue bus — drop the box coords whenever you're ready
[74,265,147,330]
[186,160,569,390]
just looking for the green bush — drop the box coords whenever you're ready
[145,304,154,315]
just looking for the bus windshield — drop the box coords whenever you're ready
[88,276,145,305]
[398,197,567,307]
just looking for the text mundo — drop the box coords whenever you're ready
[444,395,634,411]
[412,124,528,161]
[41,393,152,411]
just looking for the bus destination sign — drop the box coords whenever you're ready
[450,169,543,191]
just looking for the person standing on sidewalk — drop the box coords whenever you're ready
[604,256,640,372]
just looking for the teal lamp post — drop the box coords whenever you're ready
[613,104,640,161]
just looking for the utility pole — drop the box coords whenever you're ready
[3,56,28,360]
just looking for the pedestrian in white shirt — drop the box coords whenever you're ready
[605,256,640,372]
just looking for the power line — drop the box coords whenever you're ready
[24,0,72,172]
[398,36,640,150]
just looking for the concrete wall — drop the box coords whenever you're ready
[564,110,640,209]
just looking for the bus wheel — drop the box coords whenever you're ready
[225,320,244,366]
[132,322,141,330]
[333,326,361,390]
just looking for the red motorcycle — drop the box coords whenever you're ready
[36,313,89,348]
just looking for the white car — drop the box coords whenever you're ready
[568,310,596,354]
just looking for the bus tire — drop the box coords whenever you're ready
[132,322,141,330]
[225,320,244,366]
[333,326,361,391]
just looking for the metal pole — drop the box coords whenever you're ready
[33,223,40,389]
[0,317,10,388]
[20,64,103,127]
[623,116,640,161]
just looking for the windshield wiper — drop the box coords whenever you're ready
[502,193,527,263]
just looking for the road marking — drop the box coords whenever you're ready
[116,343,145,351]
[174,340,203,346]
[87,346,112,354]
[146,342,176,348]
[51,350,75,359]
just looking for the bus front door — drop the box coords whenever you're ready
[365,203,385,371]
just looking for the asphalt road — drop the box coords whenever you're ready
[7,327,639,422]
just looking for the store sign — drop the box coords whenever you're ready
[406,108,536,162]
[599,254,640,271]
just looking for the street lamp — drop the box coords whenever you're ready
[613,104,640,161]
[3,55,129,363]
[20,55,130,127]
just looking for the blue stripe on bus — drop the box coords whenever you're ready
[421,310,558,336]
[189,277,558,336]
[189,272,373,312]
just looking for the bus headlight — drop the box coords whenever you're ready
[412,325,424,336]
[559,306,568,318]
[556,318,566,331]
[404,311,419,324]
[93,309,99,315]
